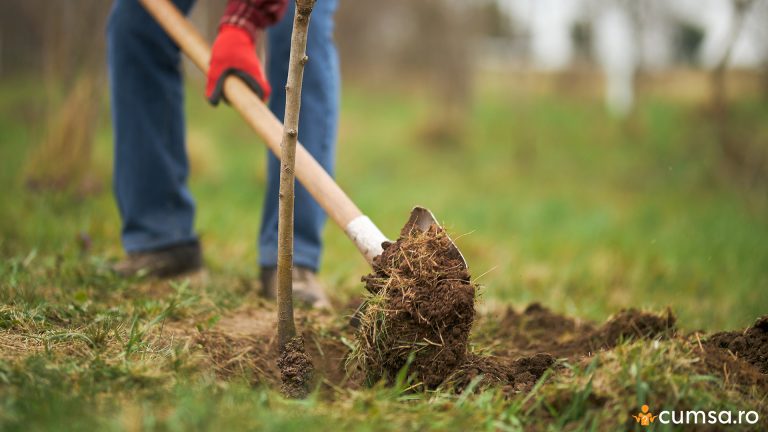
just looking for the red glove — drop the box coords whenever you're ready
[206,24,271,105]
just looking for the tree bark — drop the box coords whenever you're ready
[277,0,316,350]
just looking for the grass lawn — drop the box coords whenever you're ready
[0,74,766,430]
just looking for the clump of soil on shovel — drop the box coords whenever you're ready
[277,336,314,398]
[352,223,678,393]
[357,223,476,389]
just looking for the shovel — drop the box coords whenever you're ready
[138,0,467,270]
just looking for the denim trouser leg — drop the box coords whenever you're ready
[108,0,198,253]
[259,0,340,271]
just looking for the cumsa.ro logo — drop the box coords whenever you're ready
[631,404,759,426]
[632,405,656,426]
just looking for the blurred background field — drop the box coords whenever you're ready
[1,0,767,332]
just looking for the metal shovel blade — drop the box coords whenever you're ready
[404,206,468,269]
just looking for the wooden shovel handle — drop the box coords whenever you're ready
[139,0,363,230]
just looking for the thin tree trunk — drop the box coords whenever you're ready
[277,0,316,350]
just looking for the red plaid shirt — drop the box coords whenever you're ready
[220,0,288,40]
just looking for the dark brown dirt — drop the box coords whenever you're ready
[487,303,676,359]
[163,297,765,398]
[695,341,768,391]
[442,305,675,395]
[693,315,768,393]
[445,352,556,395]
[165,306,352,390]
[277,335,314,398]
[357,223,476,389]
[484,304,768,394]
[705,316,768,374]
[586,307,676,351]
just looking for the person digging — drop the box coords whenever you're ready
[107,0,339,309]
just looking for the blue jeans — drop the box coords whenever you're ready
[107,0,339,271]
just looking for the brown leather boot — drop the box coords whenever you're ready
[112,240,203,278]
[260,266,331,309]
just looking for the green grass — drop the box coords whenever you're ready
[1,74,767,430]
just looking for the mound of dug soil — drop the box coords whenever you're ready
[159,275,761,400]
[357,223,476,389]
[164,300,766,398]
[445,352,556,394]
[441,305,676,395]
[696,343,768,391]
[490,303,676,359]
[706,316,768,374]
[353,220,680,392]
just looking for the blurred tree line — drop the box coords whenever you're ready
[0,0,489,101]
[2,0,492,193]
[1,1,109,193]
[2,0,765,190]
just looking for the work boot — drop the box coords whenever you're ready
[260,266,332,309]
[112,240,203,278]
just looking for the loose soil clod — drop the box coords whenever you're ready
[680,315,768,393]
[277,335,314,398]
[491,303,676,359]
[179,303,766,399]
[158,287,764,400]
[357,223,476,389]
[445,352,556,395]
[706,316,768,375]
[445,306,675,395]
[352,222,680,393]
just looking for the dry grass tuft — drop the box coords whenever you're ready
[23,74,102,195]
